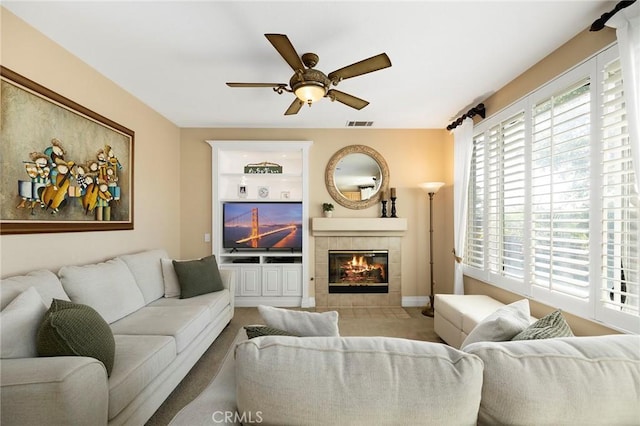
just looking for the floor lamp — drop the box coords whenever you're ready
[420,182,445,317]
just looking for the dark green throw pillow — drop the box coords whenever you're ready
[173,255,224,299]
[244,325,298,339]
[37,299,116,376]
[511,310,574,341]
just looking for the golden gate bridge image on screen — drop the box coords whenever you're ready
[223,204,302,249]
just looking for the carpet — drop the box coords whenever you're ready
[145,306,440,425]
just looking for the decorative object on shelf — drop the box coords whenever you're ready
[390,187,398,218]
[258,186,270,198]
[419,182,446,317]
[280,191,290,199]
[244,161,282,174]
[322,203,334,218]
[238,184,248,198]
[380,189,388,218]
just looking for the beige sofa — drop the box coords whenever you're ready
[0,249,234,426]
[171,320,640,426]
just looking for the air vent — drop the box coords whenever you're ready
[346,121,374,127]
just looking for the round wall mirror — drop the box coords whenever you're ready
[325,145,390,210]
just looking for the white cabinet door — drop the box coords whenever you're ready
[281,265,302,296]
[262,266,281,297]
[239,266,261,296]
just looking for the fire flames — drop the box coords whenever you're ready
[340,255,386,283]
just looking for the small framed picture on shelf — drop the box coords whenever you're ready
[281,191,291,199]
[238,184,247,198]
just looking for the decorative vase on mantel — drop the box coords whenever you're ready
[324,210,333,218]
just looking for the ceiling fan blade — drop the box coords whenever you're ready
[327,89,369,110]
[226,82,285,88]
[265,34,305,71]
[284,98,304,115]
[328,53,391,82]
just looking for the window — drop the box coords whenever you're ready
[465,45,639,332]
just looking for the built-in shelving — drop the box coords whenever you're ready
[207,140,312,307]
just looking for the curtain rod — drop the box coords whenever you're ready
[590,0,636,31]
[446,103,486,131]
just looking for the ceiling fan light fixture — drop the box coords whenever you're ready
[294,82,326,105]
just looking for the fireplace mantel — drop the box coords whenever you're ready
[311,217,407,237]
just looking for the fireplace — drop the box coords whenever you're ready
[328,250,389,294]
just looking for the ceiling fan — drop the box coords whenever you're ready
[226,34,392,115]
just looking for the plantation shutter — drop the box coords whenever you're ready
[501,112,526,279]
[485,112,526,278]
[466,133,485,269]
[600,57,639,317]
[530,78,592,299]
[486,123,502,275]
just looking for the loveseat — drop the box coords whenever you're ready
[170,305,640,426]
[0,248,234,426]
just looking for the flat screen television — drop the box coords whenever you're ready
[222,202,303,251]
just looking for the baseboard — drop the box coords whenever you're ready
[235,297,302,307]
[235,296,425,308]
[402,296,429,307]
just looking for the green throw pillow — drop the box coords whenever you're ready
[511,310,574,341]
[37,299,116,376]
[244,325,298,339]
[173,255,224,299]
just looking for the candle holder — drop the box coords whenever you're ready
[390,197,397,218]
[381,200,388,218]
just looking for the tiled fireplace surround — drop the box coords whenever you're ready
[311,218,407,308]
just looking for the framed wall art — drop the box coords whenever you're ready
[0,66,134,234]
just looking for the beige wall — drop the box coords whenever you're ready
[464,27,619,334]
[481,27,616,118]
[179,128,453,300]
[0,8,182,276]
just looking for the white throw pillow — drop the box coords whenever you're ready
[161,258,180,298]
[258,305,339,337]
[461,299,530,349]
[0,287,47,358]
[58,258,146,324]
[117,249,169,303]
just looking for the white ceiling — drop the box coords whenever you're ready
[3,1,614,129]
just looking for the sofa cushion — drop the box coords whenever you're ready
[1,270,69,310]
[512,310,573,341]
[117,249,168,304]
[1,287,47,358]
[236,336,484,425]
[172,255,224,299]
[58,258,146,324]
[461,299,530,349]
[108,334,176,421]
[37,299,116,376]
[110,305,209,353]
[258,305,339,336]
[149,289,231,322]
[465,335,640,426]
